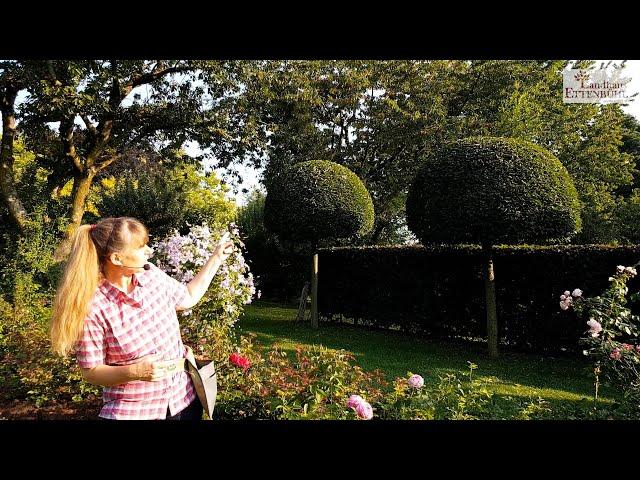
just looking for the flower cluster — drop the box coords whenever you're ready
[586,319,602,338]
[346,394,374,420]
[559,288,582,311]
[152,222,260,355]
[229,352,251,371]
[616,265,637,277]
[153,223,258,300]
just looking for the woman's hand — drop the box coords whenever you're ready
[212,231,234,262]
[181,230,235,310]
[129,353,174,382]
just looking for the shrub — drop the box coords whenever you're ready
[212,339,570,420]
[317,244,640,353]
[97,163,236,239]
[152,222,258,362]
[0,216,100,408]
[561,264,640,401]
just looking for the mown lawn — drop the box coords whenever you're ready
[237,300,620,413]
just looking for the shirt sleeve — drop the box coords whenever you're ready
[75,314,107,369]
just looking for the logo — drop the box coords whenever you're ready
[563,67,633,104]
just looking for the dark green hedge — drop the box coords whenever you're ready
[317,245,640,353]
[242,234,310,302]
[264,160,375,244]
[406,137,581,246]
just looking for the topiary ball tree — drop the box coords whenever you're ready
[264,160,375,327]
[264,160,375,246]
[406,137,581,356]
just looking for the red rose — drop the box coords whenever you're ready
[229,352,251,371]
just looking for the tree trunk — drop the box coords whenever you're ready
[311,241,319,329]
[54,170,96,260]
[0,84,28,232]
[370,219,387,244]
[483,244,498,357]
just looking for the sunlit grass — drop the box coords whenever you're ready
[238,300,619,408]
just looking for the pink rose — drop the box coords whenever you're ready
[408,374,425,389]
[560,301,569,311]
[347,394,364,409]
[610,348,622,360]
[635,345,640,353]
[586,319,602,337]
[622,344,633,351]
[572,288,583,298]
[355,400,373,420]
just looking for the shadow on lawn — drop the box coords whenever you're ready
[239,301,619,404]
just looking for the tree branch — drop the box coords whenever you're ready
[60,118,84,172]
[80,114,97,137]
[125,65,195,92]
[0,83,29,231]
[46,60,63,87]
[94,154,118,172]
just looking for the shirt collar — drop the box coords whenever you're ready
[133,270,146,287]
[99,272,146,304]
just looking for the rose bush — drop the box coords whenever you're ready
[560,264,640,401]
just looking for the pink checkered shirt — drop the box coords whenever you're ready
[75,263,197,420]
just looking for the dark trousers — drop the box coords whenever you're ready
[166,398,203,421]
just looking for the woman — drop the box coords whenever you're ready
[50,217,234,420]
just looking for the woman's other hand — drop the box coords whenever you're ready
[130,353,173,382]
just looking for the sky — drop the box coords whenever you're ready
[10,60,640,207]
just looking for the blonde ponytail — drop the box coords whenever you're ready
[50,217,149,357]
[50,225,100,357]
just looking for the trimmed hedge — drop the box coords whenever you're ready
[317,244,640,353]
[264,160,375,244]
[406,137,581,246]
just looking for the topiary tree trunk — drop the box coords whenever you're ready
[311,239,319,329]
[482,243,499,357]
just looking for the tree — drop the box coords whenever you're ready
[217,61,466,243]
[217,60,635,244]
[1,60,244,257]
[610,114,640,243]
[97,160,236,239]
[406,137,581,356]
[264,160,374,326]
